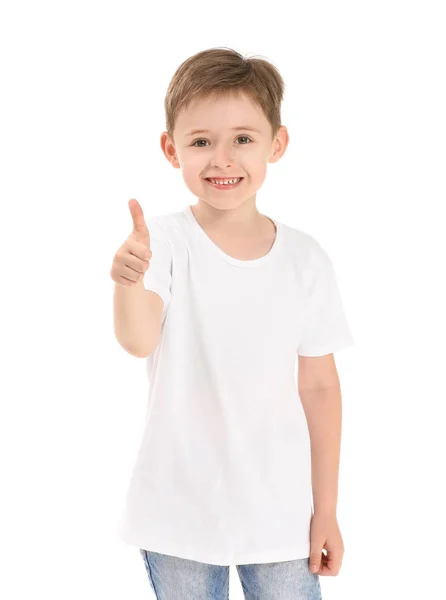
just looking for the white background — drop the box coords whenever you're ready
[1,1,445,598]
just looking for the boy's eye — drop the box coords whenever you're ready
[192,136,252,147]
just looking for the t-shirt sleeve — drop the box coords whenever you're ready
[143,219,172,322]
[297,241,354,357]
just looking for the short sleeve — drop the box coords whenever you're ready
[297,242,354,357]
[144,219,172,322]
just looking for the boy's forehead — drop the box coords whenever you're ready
[176,92,266,134]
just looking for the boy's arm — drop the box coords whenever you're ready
[113,279,163,357]
[298,353,342,515]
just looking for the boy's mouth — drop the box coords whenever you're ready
[204,177,244,190]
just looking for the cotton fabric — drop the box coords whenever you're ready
[116,204,354,566]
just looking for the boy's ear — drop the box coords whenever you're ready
[160,131,181,169]
[268,125,289,164]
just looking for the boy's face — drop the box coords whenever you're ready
[160,91,289,211]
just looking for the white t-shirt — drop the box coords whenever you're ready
[116,204,354,566]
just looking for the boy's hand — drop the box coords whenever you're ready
[110,199,152,287]
[309,512,344,576]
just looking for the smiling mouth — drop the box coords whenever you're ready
[204,177,244,186]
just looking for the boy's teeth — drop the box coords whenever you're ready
[208,178,241,184]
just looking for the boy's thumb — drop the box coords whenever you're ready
[129,199,149,240]
[309,550,321,573]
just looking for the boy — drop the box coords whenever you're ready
[113,47,354,599]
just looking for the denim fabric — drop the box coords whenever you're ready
[139,549,322,599]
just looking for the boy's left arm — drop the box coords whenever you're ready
[297,352,345,576]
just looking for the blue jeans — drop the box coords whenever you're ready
[139,549,322,599]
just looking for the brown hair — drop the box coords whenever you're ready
[164,47,285,141]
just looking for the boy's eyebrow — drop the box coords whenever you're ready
[185,126,261,137]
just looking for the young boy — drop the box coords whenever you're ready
[114,47,354,599]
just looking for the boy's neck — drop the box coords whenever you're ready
[190,199,266,233]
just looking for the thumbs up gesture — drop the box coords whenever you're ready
[110,199,153,287]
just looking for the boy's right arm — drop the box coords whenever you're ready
[113,279,164,357]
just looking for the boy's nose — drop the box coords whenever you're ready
[211,146,235,168]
